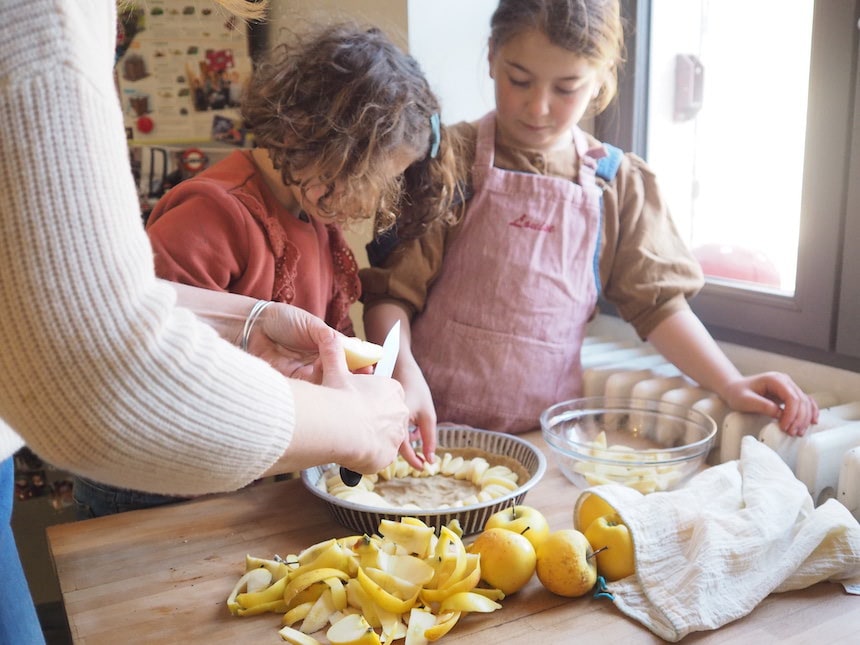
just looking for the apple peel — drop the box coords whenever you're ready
[439,591,502,613]
[228,517,500,641]
[278,624,324,645]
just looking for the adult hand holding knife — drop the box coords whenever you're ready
[340,320,401,487]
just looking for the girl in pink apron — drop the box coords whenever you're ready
[411,113,606,433]
[361,0,819,460]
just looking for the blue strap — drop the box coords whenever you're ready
[592,204,603,299]
[591,142,625,297]
[596,142,624,183]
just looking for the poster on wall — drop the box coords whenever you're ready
[115,0,253,144]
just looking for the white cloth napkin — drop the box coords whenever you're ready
[580,436,860,642]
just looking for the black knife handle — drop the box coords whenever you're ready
[339,466,362,487]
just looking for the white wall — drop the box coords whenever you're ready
[268,0,495,125]
[268,0,409,48]
[406,0,496,125]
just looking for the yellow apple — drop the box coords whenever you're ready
[342,336,384,371]
[484,504,550,550]
[574,492,617,534]
[583,513,635,581]
[467,527,536,595]
[535,529,596,597]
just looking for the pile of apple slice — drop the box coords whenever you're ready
[571,431,686,493]
[227,517,505,644]
[323,453,520,510]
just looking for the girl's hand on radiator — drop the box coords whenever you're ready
[721,372,819,436]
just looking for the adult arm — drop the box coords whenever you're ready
[0,0,405,494]
[169,281,409,469]
[167,281,323,382]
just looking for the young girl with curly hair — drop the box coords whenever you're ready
[145,23,460,338]
[72,22,457,518]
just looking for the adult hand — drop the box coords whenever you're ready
[720,371,819,436]
[247,302,336,384]
[261,328,410,478]
[167,283,338,383]
[315,331,409,473]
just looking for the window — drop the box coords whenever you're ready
[597,0,860,370]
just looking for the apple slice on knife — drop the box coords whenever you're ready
[340,321,401,487]
[343,336,384,371]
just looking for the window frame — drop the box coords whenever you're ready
[596,0,860,372]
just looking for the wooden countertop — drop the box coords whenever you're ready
[47,431,859,644]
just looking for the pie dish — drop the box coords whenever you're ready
[301,425,547,536]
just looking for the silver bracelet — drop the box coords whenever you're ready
[240,300,274,351]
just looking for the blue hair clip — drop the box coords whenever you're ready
[429,113,441,159]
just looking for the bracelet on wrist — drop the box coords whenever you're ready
[241,300,274,351]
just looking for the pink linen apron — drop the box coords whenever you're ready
[411,112,606,433]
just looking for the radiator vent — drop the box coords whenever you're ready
[580,338,860,519]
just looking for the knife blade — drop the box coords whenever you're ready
[340,320,401,487]
[373,320,400,379]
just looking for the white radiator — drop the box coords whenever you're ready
[580,338,860,519]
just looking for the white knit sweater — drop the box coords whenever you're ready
[0,0,295,495]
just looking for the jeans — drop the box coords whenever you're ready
[0,457,46,644]
[72,476,187,519]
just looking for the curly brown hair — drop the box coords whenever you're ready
[489,0,625,114]
[241,23,462,238]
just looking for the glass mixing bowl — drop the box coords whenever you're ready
[541,397,717,493]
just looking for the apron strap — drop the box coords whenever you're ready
[471,112,499,193]
[572,126,607,186]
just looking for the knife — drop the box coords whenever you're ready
[340,320,401,487]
